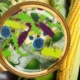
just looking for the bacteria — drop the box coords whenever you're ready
[43,32,47,36]
[33,38,44,50]
[0,38,2,40]
[1,26,11,38]
[29,36,34,40]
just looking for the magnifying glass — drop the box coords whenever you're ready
[0,1,70,78]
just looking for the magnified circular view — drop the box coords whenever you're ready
[0,7,65,72]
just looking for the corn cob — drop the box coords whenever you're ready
[57,20,80,80]
[70,41,80,80]
[67,0,80,35]
[57,0,80,79]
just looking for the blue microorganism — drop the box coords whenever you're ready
[0,37,2,40]
[29,36,34,40]
[33,38,44,50]
[10,34,12,37]
[43,32,47,36]
[1,26,11,38]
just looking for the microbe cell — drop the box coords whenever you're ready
[43,32,47,36]
[33,38,44,50]
[1,26,11,38]
[29,36,34,40]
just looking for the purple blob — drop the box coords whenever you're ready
[39,22,54,37]
[11,9,22,16]
[37,8,43,10]
[35,23,39,27]
[18,31,29,47]
[26,23,32,29]
[18,23,32,47]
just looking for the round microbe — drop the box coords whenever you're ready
[29,36,34,40]
[43,32,47,36]
[0,37,2,40]
[1,26,11,38]
[33,38,44,50]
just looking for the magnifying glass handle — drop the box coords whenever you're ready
[0,55,7,72]
[0,63,7,72]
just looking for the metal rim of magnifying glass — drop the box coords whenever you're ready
[0,1,70,78]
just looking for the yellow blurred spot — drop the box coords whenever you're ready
[4,20,26,29]
[41,47,62,58]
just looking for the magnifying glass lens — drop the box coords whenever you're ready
[1,7,65,73]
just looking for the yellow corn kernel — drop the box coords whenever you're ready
[67,0,79,24]
[57,0,80,79]
[57,25,80,80]
[67,1,80,35]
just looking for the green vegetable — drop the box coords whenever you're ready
[51,0,67,17]
[35,70,58,80]
[25,59,40,69]
[52,32,63,42]
[31,13,39,22]
[0,1,13,17]
[0,3,9,16]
